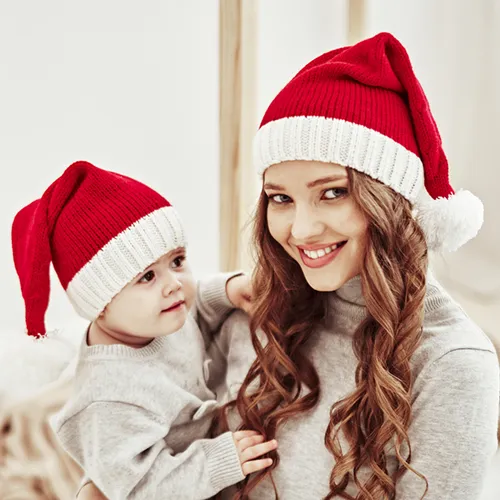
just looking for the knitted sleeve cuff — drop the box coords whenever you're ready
[201,431,245,492]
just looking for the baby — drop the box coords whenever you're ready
[11,161,276,499]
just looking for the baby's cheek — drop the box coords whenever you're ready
[181,273,197,309]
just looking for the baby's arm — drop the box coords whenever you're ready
[194,271,250,335]
[75,431,276,500]
[54,398,275,499]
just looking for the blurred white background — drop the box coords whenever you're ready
[1,0,498,339]
[0,0,222,334]
[0,0,498,497]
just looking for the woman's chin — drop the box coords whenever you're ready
[303,274,344,292]
[301,266,358,292]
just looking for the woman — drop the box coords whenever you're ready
[212,32,499,500]
[79,32,499,499]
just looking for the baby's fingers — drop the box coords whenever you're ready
[232,430,260,443]
[237,434,265,451]
[241,297,253,315]
[241,457,273,476]
[240,439,277,464]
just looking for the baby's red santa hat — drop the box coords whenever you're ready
[12,161,186,337]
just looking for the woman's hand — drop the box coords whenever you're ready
[232,430,277,475]
[77,482,107,500]
[226,274,253,314]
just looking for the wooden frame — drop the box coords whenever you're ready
[218,0,366,271]
[218,0,258,272]
[347,0,366,45]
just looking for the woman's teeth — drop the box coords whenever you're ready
[303,242,344,259]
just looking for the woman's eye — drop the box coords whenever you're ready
[138,270,155,283]
[323,188,347,200]
[172,256,185,269]
[270,194,292,204]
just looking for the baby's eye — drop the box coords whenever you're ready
[172,256,185,269]
[138,270,155,283]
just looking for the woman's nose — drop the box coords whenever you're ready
[291,205,325,242]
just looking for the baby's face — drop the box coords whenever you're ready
[96,247,196,342]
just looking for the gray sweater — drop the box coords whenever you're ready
[51,273,245,500]
[212,274,500,499]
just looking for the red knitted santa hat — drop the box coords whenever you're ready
[254,32,483,252]
[12,161,186,338]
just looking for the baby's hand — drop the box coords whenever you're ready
[226,274,252,314]
[232,430,277,475]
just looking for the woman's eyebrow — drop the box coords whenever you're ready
[264,174,347,191]
[263,182,284,190]
[306,175,347,188]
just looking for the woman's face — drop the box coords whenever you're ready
[264,161,368,292]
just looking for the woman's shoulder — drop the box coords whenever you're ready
[412,273,498,377]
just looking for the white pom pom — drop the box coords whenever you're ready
[0,328,78,406]
[415,190,484,252]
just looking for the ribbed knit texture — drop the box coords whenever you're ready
[212,273,500,499]
[51,274,245,500]
[254,32,453,202]
[254,116,424,202]
[11,161,186,335]
[202,431,245,492]
[66,206,185,320]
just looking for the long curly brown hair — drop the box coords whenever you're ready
[216,168,429,499]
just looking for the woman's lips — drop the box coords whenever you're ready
[298,241,347,268]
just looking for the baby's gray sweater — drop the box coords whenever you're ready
[212,274,500,499]
[51,273,245,500]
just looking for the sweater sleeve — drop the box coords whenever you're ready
[55,401,244,500]
[194,271,243,339]
[396,348,499,499]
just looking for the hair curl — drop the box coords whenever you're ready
[216,168,429,500]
